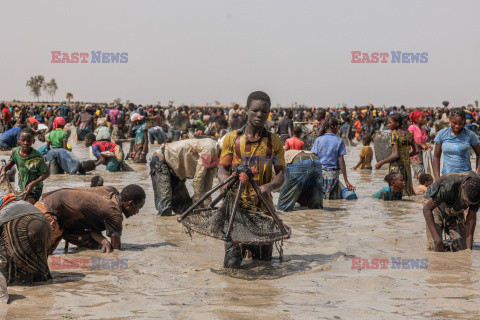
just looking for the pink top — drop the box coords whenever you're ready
[408,124,427,146]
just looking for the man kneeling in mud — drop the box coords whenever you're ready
[423,172,480,252]
[35,184,145,254]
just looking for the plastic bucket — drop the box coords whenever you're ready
[341,188,357,200]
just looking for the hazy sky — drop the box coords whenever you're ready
[1,0,479,107]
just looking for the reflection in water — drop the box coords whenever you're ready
[2,142,480,319]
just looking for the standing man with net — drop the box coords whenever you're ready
[218,91,286,269]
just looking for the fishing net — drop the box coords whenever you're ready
[181,192,291,245]
[373,130,392,162]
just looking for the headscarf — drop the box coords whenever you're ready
[130,113,144,122]
[52,116,66,130]
[409,110,423,124]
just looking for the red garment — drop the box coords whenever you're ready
[27,117,40,126]
[92,141,117,152]
[409,110,423,124]
[52,117,66,130]
[2,108,11,123]
[354,120,362,138]
[285,137,305,150]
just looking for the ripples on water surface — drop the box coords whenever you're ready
[2,141,480,320]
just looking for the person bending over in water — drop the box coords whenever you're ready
[85,133,124,172]
[372,172,404,201]
[35,184,145,254]
[423,172,480,252]
[91,175,104,187]
[415,173,433,194]
[0,192,52,285]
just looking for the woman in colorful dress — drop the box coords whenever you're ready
[408,110,432,179]
[375,113,417,196]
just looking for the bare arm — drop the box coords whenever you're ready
[375,145,399,169]
[410,140,419,158]
[423,199,443,252]
[433,144,442,180]
[339,154,354,190]
[110,236,121,250]
[90,231,113,253]
[0,161,14,179]
[261,165,285,194]
[352,155,364,170]
[472,144,480,176]
[466,209,477,249]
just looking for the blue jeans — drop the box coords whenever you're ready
[277,159,323,212]
[46,148,81,174]
[148,128,169,144]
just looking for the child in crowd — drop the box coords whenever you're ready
[0,128,50,204]
[352,134,373,170]
[415,173,434,194]
[372,172,405,201]
[46,117,68,150]
[285,126,304,150]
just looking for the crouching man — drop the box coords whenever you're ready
[85,133,124,172]
[150,138,219,216]
[277,149,323,212]
[423,172,480,252]
[34,184,146,254]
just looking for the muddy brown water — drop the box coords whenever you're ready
[1,140,480,320]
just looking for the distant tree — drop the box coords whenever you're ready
[66,92,73,103]
[442,100,449,108]
[214,100,221,106]
[113,98,121,105]
[168,100,174,106]
[475,100,479,108]
[43,78,58,102]
[26,75,45,102]
[125,99,131,105]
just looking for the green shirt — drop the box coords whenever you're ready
[9,147,49,191]
[47,128,68,148]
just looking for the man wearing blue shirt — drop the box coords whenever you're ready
[0,127,22,150]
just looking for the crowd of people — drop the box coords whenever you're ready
[1,95,480,299]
